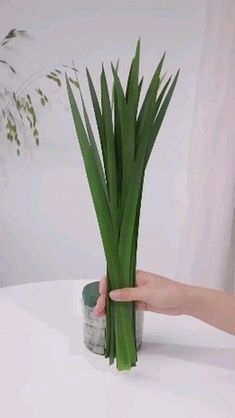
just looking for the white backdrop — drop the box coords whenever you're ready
[0,0,207,286]
[177,0,235,292]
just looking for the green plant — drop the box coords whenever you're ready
[66,40,179,370]
[0,28,78,155]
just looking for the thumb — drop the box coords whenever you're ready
[109,287,144,302]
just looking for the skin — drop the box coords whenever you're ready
[94,270,235,336]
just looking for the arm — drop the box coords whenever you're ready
[185,285,235,336]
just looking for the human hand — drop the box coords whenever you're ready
[94,270,190,317]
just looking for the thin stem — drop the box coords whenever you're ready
[0,63,70,124]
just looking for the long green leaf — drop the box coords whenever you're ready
[66,76,120,288]
[136,52,165,153]
[154,75,172,118]
[111,59,120,110]
[111,64,135,210]
[86,69,107,178]
[126,38,140,117]
[146,70,180,163]
[113,85,123,215]
[75,78,109,202]
[101,66,118,232]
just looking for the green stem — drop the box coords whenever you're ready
[114,301,136,370]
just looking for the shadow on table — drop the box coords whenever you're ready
[141,341,235,371]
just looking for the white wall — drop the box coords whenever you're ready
[0,0,207,286]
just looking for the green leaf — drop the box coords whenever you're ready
[146,70,180,163]
[5,28,16,39]
[126,38,140,116]
[26,115,33,129]
[0,59,16,73]
[74,75,109,203]
[138,76,144,104]
[136,52,165,155]
[154,75,172,118]
[69,77,80,89]
[111,64,135,206]
[101,65,118,232]
[86,68,107,175]
[16,99,21,109]
[111,59,119,109]
[113,83,122,212]
[47,74,61,87]
[66,75,115,261]
[9,65,16,73]
[36,89,43,96]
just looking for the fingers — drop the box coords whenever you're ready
[99,276,107,295]
[96,309,105,317]
[95,310,106,318]
[95,288,147,316]
[95,273,148,317]
[94,276,107,317]
[109,286,147,302]
[98,272,145,297]
[94,294,106,316]
[95,299,146,317]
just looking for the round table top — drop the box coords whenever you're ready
[0,279,235,418]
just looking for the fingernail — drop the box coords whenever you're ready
[109,290,121,300]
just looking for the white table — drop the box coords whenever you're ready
[0,279,235,418]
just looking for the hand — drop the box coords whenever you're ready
[94,269,235,336]
[94,270,189,317]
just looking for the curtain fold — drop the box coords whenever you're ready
[177,0,235,291]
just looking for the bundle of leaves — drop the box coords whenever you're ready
[67,40,179,370]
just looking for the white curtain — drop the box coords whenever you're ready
[177,0,235,292]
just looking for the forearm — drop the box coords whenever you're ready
[183,285,235,336]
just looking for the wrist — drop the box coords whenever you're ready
[181,284,204,316]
